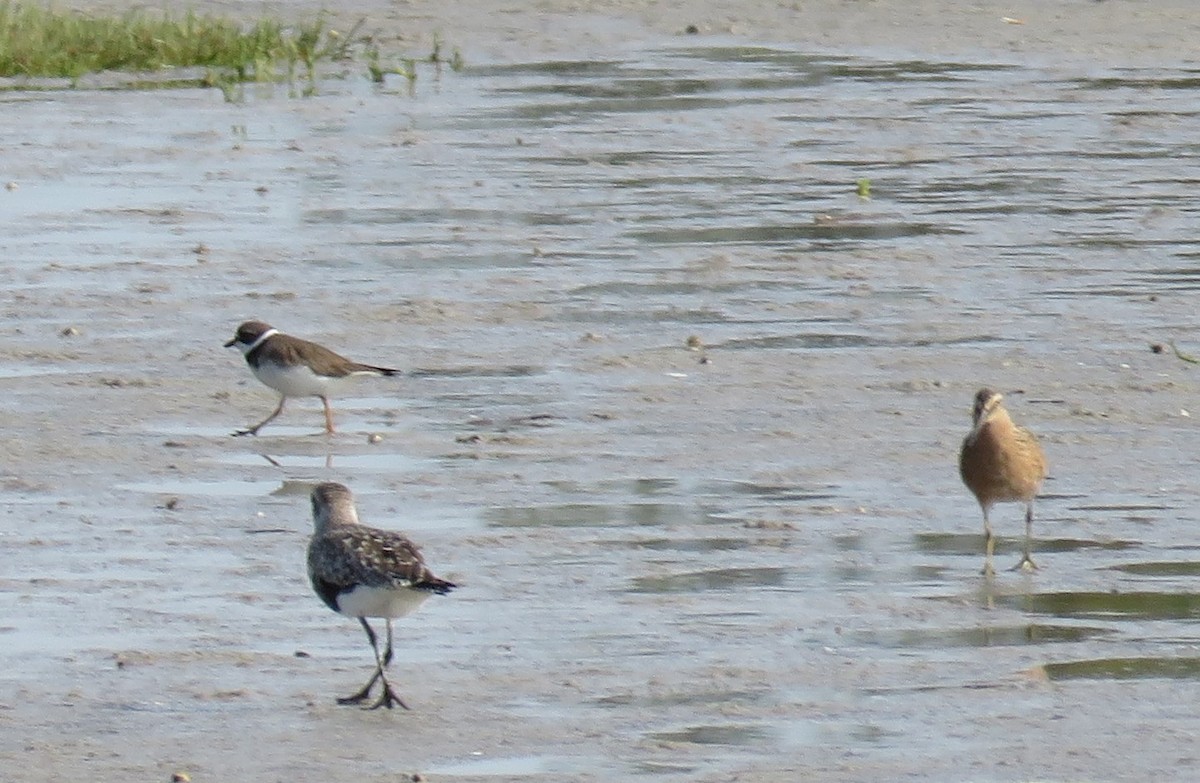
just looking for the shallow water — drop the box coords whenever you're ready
[3,42,1200,781]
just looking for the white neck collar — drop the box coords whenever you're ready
[245,328,278,352]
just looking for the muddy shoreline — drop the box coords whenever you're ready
[5,2,1200,782]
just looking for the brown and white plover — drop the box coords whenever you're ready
[306,482,456,710]
[959,388,1048,575]
[224,320,398,437]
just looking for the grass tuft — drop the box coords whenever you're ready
[0,3,350,78]
[0,3,438,95]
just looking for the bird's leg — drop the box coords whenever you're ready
[981,508,996,577]
[234,395,286,437]
[368,622,410,711]
[338,672,382,705]
[337,618,384,705]
[383,618,394,667]
[1014,501,1038,572]
[321,395,336,435]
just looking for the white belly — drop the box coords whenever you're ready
[336,583,431,619]
[253,361,344,398]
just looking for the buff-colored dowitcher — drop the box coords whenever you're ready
[959,388,1048,575]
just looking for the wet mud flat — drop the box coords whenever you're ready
[6,4,1200,782]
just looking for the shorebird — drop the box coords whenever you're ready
[306,482,456,710]
[224,320,398,436]
[959,388,1048,575]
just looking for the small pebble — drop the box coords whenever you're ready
[1150,343,1164,354]
[685,335,702,350]
[684,24,699,34]
[367,433,383,444]
[60,326,81,337]
[171,772,190,783]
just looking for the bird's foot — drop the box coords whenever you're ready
[232,426,259,437]
[368,685,410,711]
[1011,555,1038,573]
[336,684,375,705]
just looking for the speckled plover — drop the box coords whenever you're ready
[959,388,1048,575]
[306,481,456,710]
[224,320,398,436]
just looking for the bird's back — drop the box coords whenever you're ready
[278,336,395,378]
[307,524,456,617]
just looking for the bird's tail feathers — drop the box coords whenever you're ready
[417,576,457,595]
[347,363,400,377]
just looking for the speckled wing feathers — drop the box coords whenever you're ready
[307,526,455,597]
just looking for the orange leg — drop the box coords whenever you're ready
[321,396,336,434]
[234,396,286,437]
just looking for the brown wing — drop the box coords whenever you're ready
[960,421,1046,504]
[307,526,452,592]
[1013,424,1048,483]
[281,337,397,377]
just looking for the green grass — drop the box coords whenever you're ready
[0,3,461,95]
